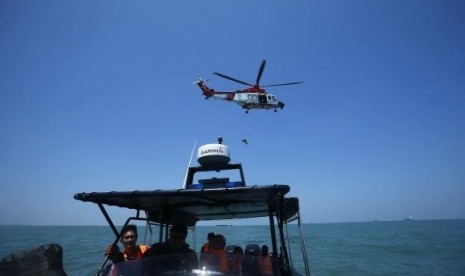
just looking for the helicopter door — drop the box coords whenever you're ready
[258,94,267,104]
[248,94,259,104]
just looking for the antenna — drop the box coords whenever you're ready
[182,139,197,189]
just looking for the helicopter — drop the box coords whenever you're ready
[194,60,303,113]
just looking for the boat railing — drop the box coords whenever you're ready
[96,214,153,276]
[297,213,311,276]
[95,219,310,276]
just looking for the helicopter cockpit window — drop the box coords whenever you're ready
[271,95,277,101]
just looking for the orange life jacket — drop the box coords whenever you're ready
[204,249,228,273]
[200,243,214,268]
[216,250,229,273]
[201,242,213,253]
[123,245,150,261]
[110,245,150,276]
[258,255,273,276]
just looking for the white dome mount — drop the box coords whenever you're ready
[197,136,230,167]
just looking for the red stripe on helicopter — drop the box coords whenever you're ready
[226,93,235,101]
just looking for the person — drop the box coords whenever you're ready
[258,245,273,276]
[201,232,215,254]
[200,232,215,266]
[104,224,150,263]
[142,223,198,274]
[203,234,228,273]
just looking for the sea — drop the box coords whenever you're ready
[1,219,464,276]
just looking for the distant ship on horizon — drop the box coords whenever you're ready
[404,216,414,221]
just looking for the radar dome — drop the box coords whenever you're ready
[197,144,230,166]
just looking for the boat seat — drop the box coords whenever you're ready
[244,244,260,255]
[225,245,242,274]
[242,244,260,275]
[225,244,241,255]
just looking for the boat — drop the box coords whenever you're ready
[0,243,66,275]
[74,137,311,275]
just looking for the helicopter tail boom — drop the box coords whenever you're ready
[194,79,214,98]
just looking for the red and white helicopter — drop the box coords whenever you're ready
[194,60,303,113]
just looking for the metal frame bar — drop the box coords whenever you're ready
[297,212,311,276]
[95,205,149,275]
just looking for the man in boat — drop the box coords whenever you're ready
[201,232,215,254]
[104,224,150,263]
[199,232,215,266]
[141,223,199,273]
[202,234,228,273]
[258,245,273,276]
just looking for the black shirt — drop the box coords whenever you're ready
[142,241,199,274]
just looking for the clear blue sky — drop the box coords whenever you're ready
[1,0,464,225]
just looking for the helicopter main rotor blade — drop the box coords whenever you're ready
[261,81,303,88]
[256,60,266,86]
[213,72,253,86]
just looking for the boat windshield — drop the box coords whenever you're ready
[101,252,285,276]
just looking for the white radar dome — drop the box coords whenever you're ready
[197,144,230,166]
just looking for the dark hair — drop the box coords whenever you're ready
[214,234,226,249]
[121,224,138,237]
[207,232,215,239]
[261,245,269,256]
[170,223,188,235]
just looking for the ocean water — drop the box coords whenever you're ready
[1,220,464,275]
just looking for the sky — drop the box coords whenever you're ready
[1,0,464,226]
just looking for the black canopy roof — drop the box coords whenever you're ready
[74,184,300,226]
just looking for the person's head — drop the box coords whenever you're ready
[168,223,188,250]
[213,234,226,250]
[261,245,269,256]
[120,224,138,249]
[207,232,215,243]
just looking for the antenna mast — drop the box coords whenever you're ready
[182,139,197,188]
